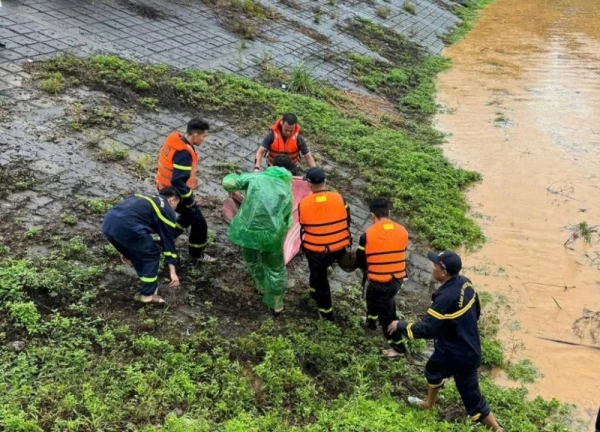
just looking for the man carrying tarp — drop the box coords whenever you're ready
[222,155,294,317]
[156,118,215,263]
[298,167,351,321]
[388,251,504,431]
[254,113,316,176]
[356,198,408,358]
[101,187,181,305]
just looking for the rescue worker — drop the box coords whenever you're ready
[298,167,351,321]
[388,251,503,431]
[156,118,215,263]
[254,113,316,175]
[101,187,181,305]
[356,198,408,358]
[223,154,294,317]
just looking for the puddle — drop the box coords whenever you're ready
[436,0,600,425]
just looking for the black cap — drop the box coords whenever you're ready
[427,251,462,275]
[304,167,326,184]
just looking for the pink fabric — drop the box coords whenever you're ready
[221,177,311,263]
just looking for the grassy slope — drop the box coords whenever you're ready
[38,55,483,250]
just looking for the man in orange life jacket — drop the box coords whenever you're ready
[356,198,408,358]
[254,113,316,175]
[298,167,351,321]
[156,118,215,262]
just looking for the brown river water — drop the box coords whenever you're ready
[436,0,600,426]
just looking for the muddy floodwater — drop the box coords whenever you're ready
[436,0,600,425]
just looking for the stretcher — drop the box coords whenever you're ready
[221,177,312,264]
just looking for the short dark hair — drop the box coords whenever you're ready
[272,154,295,172]
[281,113,297,126]
[186,118,210,134]
[158,186,181,201]
[369,198,390,219]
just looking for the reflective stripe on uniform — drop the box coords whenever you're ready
[181,190,193,198]
[406,322,414,340]
[135,194,177,229]
[189,241,207,248]
[367,315,378,320]
[319,308,333,313]
[163,251,177,258]
[427,295,476,320]
[173,164,192,171]
[140,275,158,283]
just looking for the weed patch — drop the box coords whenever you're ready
[403,0,416,14]
[201,0,276,40]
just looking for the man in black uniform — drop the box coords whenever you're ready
[388,251,503,431]
[102,187,181,304]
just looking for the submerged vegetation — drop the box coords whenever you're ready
[35,55,483,249]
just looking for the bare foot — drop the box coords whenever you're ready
[382,348,401,359]
[120,254,131,266]
[139,294,166,304]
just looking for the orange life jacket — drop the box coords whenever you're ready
[267,118,300,166]
[156,132,198,191]
[299,191,350,253]
[364,219,408,283]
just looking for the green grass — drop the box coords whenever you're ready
[37,55,483,249]
[346,19,452,119]
[0,245,577,431]
[443,0,495,44]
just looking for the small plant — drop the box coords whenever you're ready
[0,244,10,257]
[132,154,152,175]
[403,0,416,14]
[288,63,315,94]
[67,119,84,131]
[120,111,132,124]
[98,141,129,161]
[83,130,106,147]
[103,243,120,257]
[25,226,41,239]
[506,359,540,383]
[313,6,322,23]
[376,6,390,19]
[85,196,121,215]
[62,215,78,226]
[59,236,88,258]
[40,72,65,94]
[139,97,159,110]
[578,221,594,243]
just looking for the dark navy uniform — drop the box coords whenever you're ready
[101,194,178,296]
[171,142,209,258]
[396,274,491,423]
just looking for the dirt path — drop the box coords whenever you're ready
[436,0,600,425]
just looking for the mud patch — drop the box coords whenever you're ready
[116,0,172,20]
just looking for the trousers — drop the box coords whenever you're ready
[241,247,287,310]
[365,279,405,353]
[175,201,208,258]
[305,249,346,320]
[103,230,160,296]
